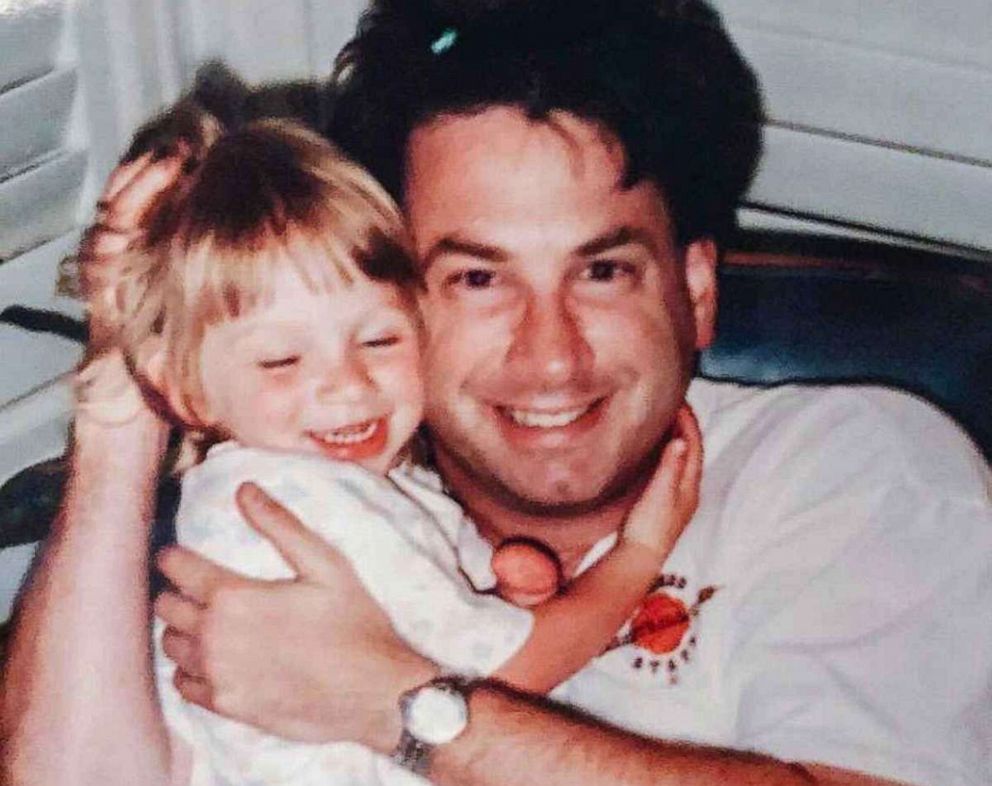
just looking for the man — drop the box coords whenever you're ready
[3,2,990,785]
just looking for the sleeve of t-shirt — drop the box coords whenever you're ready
[716,389,992,786]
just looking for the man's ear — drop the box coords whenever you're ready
[684,238,718,350]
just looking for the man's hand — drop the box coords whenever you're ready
[155,482,437,751]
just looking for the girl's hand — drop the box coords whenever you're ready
[79,149,187,347]
[491,538,563,607]
[620,404,703,562]
[72,149,190,426]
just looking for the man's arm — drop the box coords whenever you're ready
[432,687,904,786]
[157,484,905,786]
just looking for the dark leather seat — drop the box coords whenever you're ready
[702,233,992,460]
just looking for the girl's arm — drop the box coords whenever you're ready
[494,406,702,694]
[1,397,173,786]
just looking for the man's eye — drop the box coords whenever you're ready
[362,335,400,349]
[448,269,497,289]
[257,356,300,370]
[583,260,633,282]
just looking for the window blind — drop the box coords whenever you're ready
[0,4,86,261]
[0,2,86,410]
[711,0,992,255]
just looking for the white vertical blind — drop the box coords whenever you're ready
[0,2,82,261]
[0,0,188,410]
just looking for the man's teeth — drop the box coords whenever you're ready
[313,420,378,445]
[505,406,590,428]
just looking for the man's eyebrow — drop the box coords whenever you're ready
[576,226,659,257]
[421,235,509,270]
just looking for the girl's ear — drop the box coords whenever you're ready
[132,337,212,427]
[131,335,168,393]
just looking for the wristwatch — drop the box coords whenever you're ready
[392,675,474,774]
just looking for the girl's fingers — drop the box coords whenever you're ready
[79,150,189,298]
[491,539,562,607]
[672,405,703,509]
[622,403,705,555]
[99,150,156,204]
[641,436,687,512]
[99,150,186,230]
[622,435,688,552]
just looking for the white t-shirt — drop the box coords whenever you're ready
[455,378,992,786]
[155,444,533,786]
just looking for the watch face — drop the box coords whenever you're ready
[406,684,469,745]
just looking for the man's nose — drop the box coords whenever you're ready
[317,349,375,402]
[507,292,593,387]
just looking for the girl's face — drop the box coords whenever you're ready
[196,266,424,475]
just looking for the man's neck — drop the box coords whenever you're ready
[436,453,646,579]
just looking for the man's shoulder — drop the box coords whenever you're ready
[689,377,990,500]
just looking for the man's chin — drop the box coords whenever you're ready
[488,487,626,518]
[463,452,660,519]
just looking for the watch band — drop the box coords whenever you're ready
[392,727,435,775]
[391,674,475,774]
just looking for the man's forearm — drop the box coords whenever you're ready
[430,685,875,786]
[1,414,171,786]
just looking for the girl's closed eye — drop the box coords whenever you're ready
[358,312,413,349]
[361,333,401,349]
[257,355,300,370]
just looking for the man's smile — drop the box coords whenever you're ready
[491,398,608,449]
[500,401,600,429]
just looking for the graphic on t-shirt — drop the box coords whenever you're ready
[604,574,718,685]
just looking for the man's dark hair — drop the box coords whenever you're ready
[329,0,764,244]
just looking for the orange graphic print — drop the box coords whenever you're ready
[604,575,718,683]
[630,593,691,654]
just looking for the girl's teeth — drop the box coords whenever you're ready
[506,406,588,428]
[314,420,378,444]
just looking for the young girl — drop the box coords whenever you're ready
[78,117,699,785]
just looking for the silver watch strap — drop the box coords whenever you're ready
[392,728,434,775]
[391,675,474,775]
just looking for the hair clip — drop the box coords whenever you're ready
[430,28,458,55]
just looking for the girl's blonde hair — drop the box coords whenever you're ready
[89,115,418,465]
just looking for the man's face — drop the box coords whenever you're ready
[405,107,716,515]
